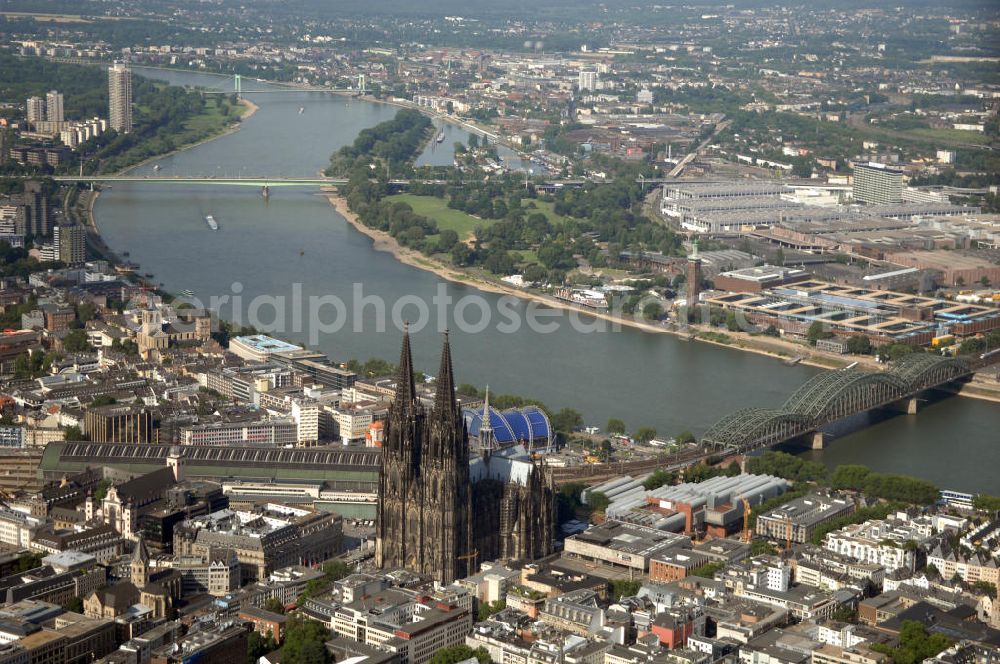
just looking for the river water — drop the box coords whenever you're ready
[93,68,1000,493]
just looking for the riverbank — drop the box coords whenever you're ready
[323,191,811,351]
[112,97,258,177]
[82,97,258,266]
[323,190,1000,403]
[326,193,831,367]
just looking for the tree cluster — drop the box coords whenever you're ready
[746,451,826,482]
[326,109,432,176]
[869,621,952,664]
[830,465,939,505]
[282,618,332,664]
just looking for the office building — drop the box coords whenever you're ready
[19,180,51,237]
[108,63,133,134]
[173,506,342,582]
[332,588,472,664]
[45,91,64,123]
[26,97,45,124]
[852,163,903,205]
[180,418,298,446]
[172,550,241,597]
[149,622,247,664]
[229,335,303,363]
[704,279,1000,345]
[823,515,932,572]
[756,494,855,546]
[54,224,86,265]
[83,406,157,443]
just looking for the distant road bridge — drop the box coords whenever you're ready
[51,175,346,187]
[702,353,978,451]
[47,174,584,188]
[48,175,459,187]
[667,119,731,178]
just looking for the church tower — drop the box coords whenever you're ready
[130,538,149,588]
[376,331,553,584]
[477,387,498,455]
[424,332,474,582]
[375,326,426,573]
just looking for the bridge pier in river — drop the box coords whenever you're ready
[790,431,826,449]
[883,396,921,415]
[810,432,825,450]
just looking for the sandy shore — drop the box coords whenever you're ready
[86,188,101,233]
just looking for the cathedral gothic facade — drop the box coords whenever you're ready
[376,330,556,584]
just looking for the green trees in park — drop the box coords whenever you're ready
[247,632,279,664]
[830,465,938,505]
[845,336,872,355]
[551,408,583,433]
[326,109,433,176]
[643,469,675,490]
[690,561,723,578]
[806,321,834,345]
[609,580,641,599]
[477,599,505,621]
[427,646,490,664]
[747,451,826,482]
[282,618,332,664]
[606,418,626,435]
[870,621,952,664]
[973,494,1000,512]
[632,427,657,444]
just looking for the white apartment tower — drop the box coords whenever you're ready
[45,90,64,123]
[108,62,133,134]
[26,96,45,123]
[578,70,598,92]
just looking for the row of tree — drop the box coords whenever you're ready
[325,109,433,177]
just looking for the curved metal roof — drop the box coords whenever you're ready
[463,406,552,446]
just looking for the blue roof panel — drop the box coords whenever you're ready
[463,406,551,446]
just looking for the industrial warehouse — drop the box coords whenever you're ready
[705,275,1000,345]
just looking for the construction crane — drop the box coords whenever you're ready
[741,498,753,543]
[457,549,480,574]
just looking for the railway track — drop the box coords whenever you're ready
[550,448,715,486]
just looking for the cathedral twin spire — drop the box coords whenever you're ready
[393,323,417,412]
[391,326,464,464]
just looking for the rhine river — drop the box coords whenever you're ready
[93,69,1000,493]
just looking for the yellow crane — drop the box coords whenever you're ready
[458,549,480,574]
[741,498,753,543]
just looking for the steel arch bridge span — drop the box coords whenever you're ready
[701,408,813,450]
[887,353,969,390]
[781,370,910,423]
[700,354,972,451]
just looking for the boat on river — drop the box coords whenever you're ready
[205,215,218,230]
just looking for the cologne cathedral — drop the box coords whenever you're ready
[375,329,556,584]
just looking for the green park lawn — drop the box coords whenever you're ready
[522,199,573,225]
[385,194,491,239]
